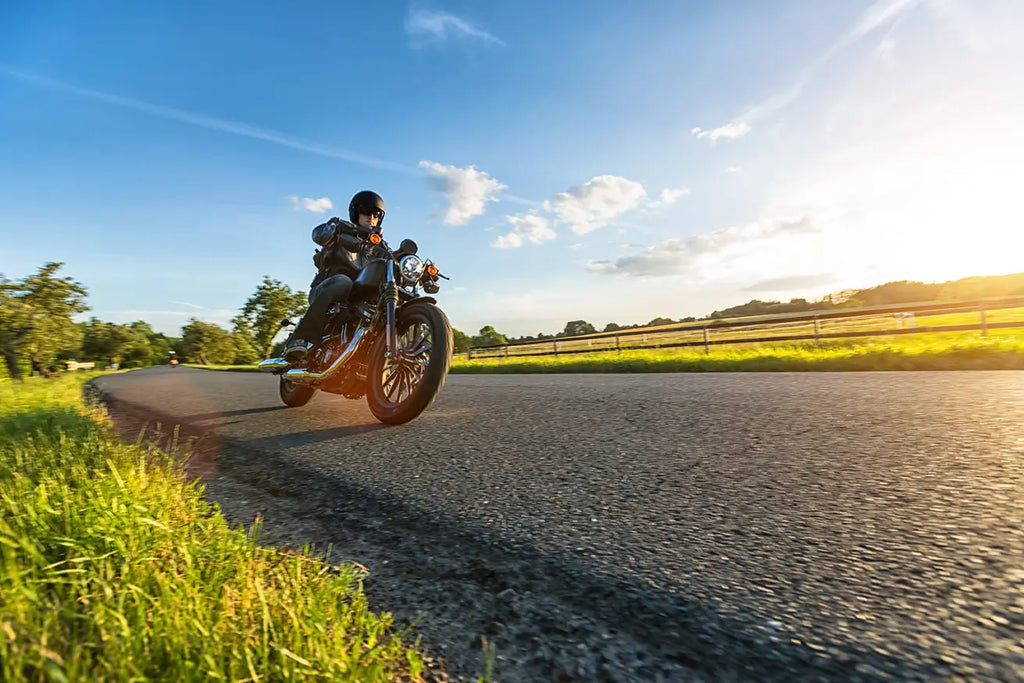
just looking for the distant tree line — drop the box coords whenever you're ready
[0,263,308,380]
[3,263,1022,377]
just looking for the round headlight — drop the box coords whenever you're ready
[399,255,425,285]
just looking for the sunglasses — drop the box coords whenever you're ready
[358,207,384,220]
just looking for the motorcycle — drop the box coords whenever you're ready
[257,224,453,425]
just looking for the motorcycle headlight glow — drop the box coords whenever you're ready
[399,255,425,285]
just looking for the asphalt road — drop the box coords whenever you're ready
[92,367,1023,681]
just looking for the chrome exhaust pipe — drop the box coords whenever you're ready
[257,357,290,372]
[283,326,369,386]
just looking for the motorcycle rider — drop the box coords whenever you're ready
[283,190,386,363]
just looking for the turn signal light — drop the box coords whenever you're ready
[369,233,382,245]
[426,264,439,277]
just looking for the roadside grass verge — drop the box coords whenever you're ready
[452,335,1024,373]
[0,373,427,681]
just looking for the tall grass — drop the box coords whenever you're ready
[451,335,1024,373]
[0,374,425,681]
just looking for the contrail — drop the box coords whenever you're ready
[0,66,416,175]
[692,0,927,140]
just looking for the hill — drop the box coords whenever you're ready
[707,272,1024,320]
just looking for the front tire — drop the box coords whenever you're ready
[367,303,453,425]
[279,376,318,407]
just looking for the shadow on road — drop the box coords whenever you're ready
[179,405,290,422]
[202,432,911,682]
[240,423,388,449]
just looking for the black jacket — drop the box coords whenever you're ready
[310,218,366,289]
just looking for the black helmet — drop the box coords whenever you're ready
[349,190,386,225]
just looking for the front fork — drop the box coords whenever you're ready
[383,265,399,360]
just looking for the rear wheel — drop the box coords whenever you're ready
[279,376,318,407]
[367,303,453,425]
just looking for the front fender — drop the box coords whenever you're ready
[397,293,438,306]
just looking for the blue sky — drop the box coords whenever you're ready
[2,1,1022,338]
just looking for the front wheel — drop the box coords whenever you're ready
[367,303,453,425]
[279,376,318,407]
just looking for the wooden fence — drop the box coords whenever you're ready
[466,295,1024,359]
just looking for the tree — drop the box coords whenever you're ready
[229,332,260,365]
[472,325,507,348]
[81,319,137,366]
[121,331,154,368]
[646,317,676,327]
[603,322,622,332]
[451,328,472,354]
[239,277,307,358]
[142,327,176,366]
[179,319,235,365]
[560,320,596,338]
[229,314,260,364]
[0,263,88,379]
[848,280,942,307]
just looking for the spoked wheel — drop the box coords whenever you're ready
[279,376,318,407]
[367,303,453,425]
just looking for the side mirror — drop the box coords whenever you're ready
[399,238,418,255]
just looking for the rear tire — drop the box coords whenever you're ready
[279,376,318,407]
[367,303,453,425]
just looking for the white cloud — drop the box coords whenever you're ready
[648,186,691,209]
[170,300,208,310]
[420,161,507,225]
[545,175,647,235]
[725,166,742,174]
[491,214,556,248]
[690,121,751,142]
[660,187,690,204]
[589,216,819,277]
[492,233,522,249]
[286,195,333,213]
[405,8,506,46]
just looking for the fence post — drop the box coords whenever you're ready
[980,305,988,337]
[813,315,820,343]
[553,340,559,356]
[504,345,509,358]
[703,328,710,354]
[616,334,621,354]
[468,348,473,360]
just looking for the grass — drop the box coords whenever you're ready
[451,334,1024,373]
[0,373,428,681]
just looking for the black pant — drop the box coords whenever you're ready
[292,274,353,343]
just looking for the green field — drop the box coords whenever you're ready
[452,333,1024,373]
[468,306,1024,360]
[0,374,428,681]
